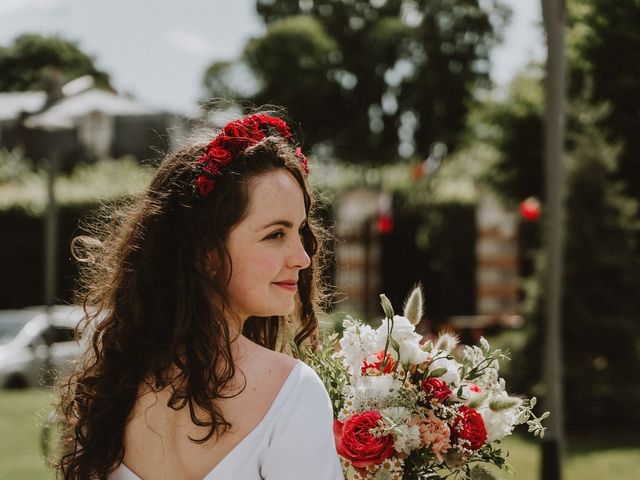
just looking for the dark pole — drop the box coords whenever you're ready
[541,1,566,479]
[44,147,59,309]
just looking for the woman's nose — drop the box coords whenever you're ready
[289,236,311,269]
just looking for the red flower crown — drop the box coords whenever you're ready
[192,113,309,198]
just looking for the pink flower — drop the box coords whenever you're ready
[416,411,451,463]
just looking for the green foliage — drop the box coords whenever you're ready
[291,331,349,416]
[204,0,510,164]
[567,0,640,198]
[202,60,247,100]
[511,99,640,428]
[469,72,544,203]
[0,33,110,91]
[0,155,153,215]
[243,15,342,148]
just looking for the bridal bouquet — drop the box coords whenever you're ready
[298,287,547,480]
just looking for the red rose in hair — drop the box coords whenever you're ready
[195,176,215,196]
[451,406,487,450]
[421,377,452,403]
[361,351,395,375]
[261,115,292,138]
[208,146,232,164]
[223,121,252,140]
[213,135,246,154]
[334,411,395,468]
[202,160,223,176]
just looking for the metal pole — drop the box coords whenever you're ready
[541,0,566,479]
[44,149,59,308]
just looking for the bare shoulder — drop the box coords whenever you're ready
[248,344,298,380]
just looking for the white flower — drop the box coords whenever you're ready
[378,315,420,342]
[376,315,427,366]
[398,338,430,365]
[451,382,485,406]
[381,406,412,424]
[392,423,422,455]
[478,392,524,442]
[479,407,518,443]
[339,317,385,376]
[427,352,461,386]
[379,407,422,455]
[359,374,403,399]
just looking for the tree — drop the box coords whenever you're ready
[567,0,640,199]
[470,72,545,203]
[510,99,640,428]
[0,33,110,92]
[203,0,509,164]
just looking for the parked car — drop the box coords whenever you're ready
[0,305,87,388]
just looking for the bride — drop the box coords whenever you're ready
[57,112,344,479]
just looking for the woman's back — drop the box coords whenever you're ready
[120,342,297,480]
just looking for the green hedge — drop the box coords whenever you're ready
[0,155,154,308]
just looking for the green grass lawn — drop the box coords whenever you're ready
[1,388,638,480]
[0,388,55,480]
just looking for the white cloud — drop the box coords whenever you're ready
[164,29,213,57]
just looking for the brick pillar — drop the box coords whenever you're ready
[475,190,519,316]
[334,188,382,320]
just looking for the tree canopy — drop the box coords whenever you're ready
[203,0,509,164]
[0,33,110,92]
[567,0,640,198]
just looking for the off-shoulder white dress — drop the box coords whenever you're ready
[110,360,344,480]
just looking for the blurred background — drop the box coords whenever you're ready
[0,1,638,479]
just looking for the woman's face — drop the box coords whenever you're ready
[222,169,311,321]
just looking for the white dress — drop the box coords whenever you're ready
[110,360,345,480]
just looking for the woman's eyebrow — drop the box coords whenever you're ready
[258,219,307,231]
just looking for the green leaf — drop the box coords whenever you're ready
[429,367,447,378]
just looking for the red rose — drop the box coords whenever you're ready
[207,146,232,164]
[240,115,261,129]
[361,351,395,375]
[202,160,223,176]
[421,377,452,403]
[212,135,247,154]
[451,406,487,450]
[223,121,251,139]
[334,411,395,468]
[195,176,215,196]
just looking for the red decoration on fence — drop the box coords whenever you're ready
[519,197,541,222]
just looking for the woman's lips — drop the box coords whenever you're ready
[273,281,298,291]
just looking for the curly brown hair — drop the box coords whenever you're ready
[57,128,328,479]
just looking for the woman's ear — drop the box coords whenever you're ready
[205,250,221,278]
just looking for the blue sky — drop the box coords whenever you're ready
[0,0,544,114]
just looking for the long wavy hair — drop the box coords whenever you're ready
[57,128,328,479]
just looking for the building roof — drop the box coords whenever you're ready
[0,91,47,122]
[0,87,158,130]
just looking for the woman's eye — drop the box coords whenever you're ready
[266,231,285,240]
